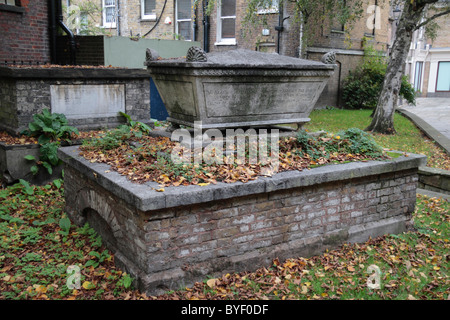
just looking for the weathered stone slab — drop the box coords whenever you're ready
[202,81,321,117]
[50,84,125,119]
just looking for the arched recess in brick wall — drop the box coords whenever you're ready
[75,188,124,249]
[83,208,119,251]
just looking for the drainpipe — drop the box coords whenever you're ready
[49,0,57,64]
[203,0,209,52]
[52,0,76,65]
[116,0,120,36]
[143,0,168,37]
[193,6,197,42]
[275,4,289,54]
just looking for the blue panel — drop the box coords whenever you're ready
[150,77,169,120]
[436,62,450,92]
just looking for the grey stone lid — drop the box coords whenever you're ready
[146,48,335,70]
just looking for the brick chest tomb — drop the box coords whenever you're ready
[58,145,426,295]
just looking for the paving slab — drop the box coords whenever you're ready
[398,98,450,155]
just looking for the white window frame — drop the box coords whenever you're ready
[141,0,156,21]
[3,0,17,5]
[215,0,236,46]
[102,0,116,28]
[175,0,192,41]
[414,61,424,92]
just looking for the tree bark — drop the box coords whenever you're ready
[366,1,427,134]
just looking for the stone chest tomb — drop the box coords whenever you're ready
[145,47,335,130]
[0,66,151,135]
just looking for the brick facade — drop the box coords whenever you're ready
[68,0,176,40]
[69,0,300,55]
[305,0,392,107]
[196,0,299,55]
[0,0,50,64]
[121,0,175,39]
[60,144,425,295]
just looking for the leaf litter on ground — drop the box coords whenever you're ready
[0,176,448,300]
[1,119,448,300]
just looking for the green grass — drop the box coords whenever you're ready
[304,109,450,170]
[0,181,136,300]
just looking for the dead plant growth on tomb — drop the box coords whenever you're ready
[78,126,389,188]
[0,130,104,146]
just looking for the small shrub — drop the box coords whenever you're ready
[82,113,152,151]
[83,125,133,151]
[119,111,152,136]
[342,46,416,109]
[21,108,78,145]
[296,130,324,160]
[296,128,383,159]
[336,128,383,157]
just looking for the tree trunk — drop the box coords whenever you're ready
[366,2,426,134]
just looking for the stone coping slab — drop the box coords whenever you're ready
[58,146,427,212]
[146,49,335,70]
[0,66,149,80]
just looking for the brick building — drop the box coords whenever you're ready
[66,0,395,108]
[406,4,450,97]
[64,0,303,55]
[66,0,182,40]
[0,0,50,64]
[0,0,396,108]
[305,0,393,107]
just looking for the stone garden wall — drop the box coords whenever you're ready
[418,166,450,196]
[59,145,426,295]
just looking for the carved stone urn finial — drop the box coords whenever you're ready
[186,46,207,62]
[321,51,336,65]
[144,48,160,66]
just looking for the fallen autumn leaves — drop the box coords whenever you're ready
[0,177,448,300]
[155,195,449,300]
[78,130,388,188]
